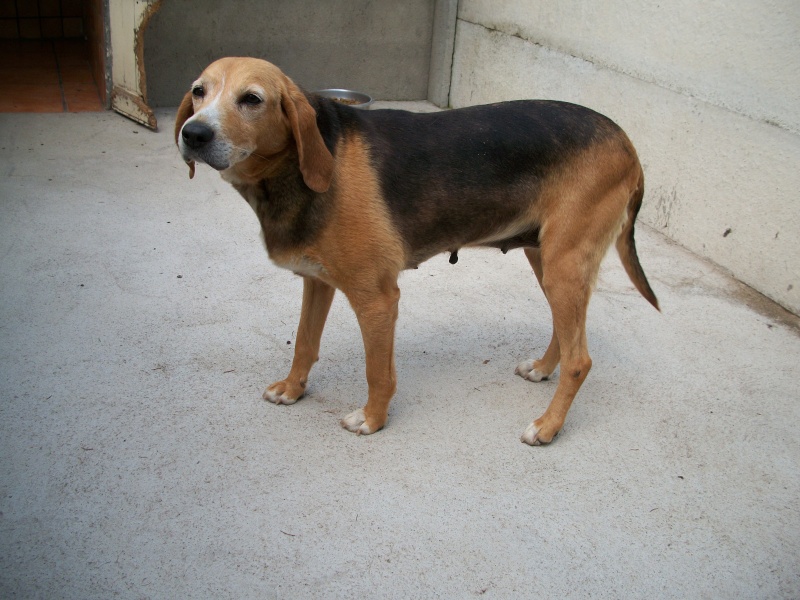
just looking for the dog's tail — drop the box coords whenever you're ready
[616,166,660,311]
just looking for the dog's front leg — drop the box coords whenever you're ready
[340,280,400,435]
[264,276,335,404]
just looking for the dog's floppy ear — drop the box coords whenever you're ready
[281,81,334,193]
[175,91,196,179]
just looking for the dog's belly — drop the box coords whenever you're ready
[403,218,541,268]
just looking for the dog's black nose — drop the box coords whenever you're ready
[181,121,215,149]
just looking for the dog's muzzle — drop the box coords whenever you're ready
[180,120,232,171]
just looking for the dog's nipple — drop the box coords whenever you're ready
[449,250,459,264]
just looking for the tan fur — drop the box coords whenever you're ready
[512,135,657,443]
[288,135,405,432]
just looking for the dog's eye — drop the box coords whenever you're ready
[192,86,205,98]
[241,93,262,106]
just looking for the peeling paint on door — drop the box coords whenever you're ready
[110,0,162,130]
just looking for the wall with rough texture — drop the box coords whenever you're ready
[451,1,800,315]
[144,0,434,106]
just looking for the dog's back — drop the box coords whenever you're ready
[311,97,656,310]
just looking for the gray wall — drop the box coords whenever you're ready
[144,0,435,107]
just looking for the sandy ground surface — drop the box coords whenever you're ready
[1,106,799,599]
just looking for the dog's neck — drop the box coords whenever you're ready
[231,168,329,258]
[221,147,295,187]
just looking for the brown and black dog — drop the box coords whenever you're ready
[175,57,659,445]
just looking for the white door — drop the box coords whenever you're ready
[109,0,162,130]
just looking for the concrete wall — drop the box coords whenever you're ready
[144,0,435,106]
[451,1,800,315]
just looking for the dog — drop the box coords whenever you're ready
[174,57,659,445]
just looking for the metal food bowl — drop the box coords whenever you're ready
[315,88,373,110]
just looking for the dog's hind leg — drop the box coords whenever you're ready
[341,276,400,435]
[516,247,561,382]
[264,276,335,404]
[520,247,595,445]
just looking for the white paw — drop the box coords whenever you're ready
[263,387,300,405]
[520,421,542,446]
[515,359,549,382]
[340,409,374,435]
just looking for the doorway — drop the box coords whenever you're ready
[0,0,106,113]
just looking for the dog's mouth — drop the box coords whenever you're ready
[179,139,231,171]
[185,147,274,177]
[182,145,260,174]
[184,150,230,171]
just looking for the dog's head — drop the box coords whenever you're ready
[175,57,333,192]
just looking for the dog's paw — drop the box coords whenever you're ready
[520,421,543,445]
[520,420,558,446]
[263,380,305,405]
[340,409,378,435]
[515,359,551,382]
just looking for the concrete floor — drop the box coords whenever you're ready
[1,107,799,599]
